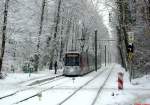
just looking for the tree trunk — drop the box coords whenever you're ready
[0,0,9,75]
[49,0,62,65]
[54,0,62,38]
[116,0,128,71]
[35,0,46,71]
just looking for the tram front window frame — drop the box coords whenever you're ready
[65,53,80,66]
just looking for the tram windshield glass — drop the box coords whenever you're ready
[65,53,79,66]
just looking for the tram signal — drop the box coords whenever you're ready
[127,43,134,53]
[127,43,134,61]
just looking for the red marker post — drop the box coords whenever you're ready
[118,72,124,90]
[135,104,150,105]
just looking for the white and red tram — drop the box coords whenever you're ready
[63,51,96,76]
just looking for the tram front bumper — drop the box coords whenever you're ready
[63,66,80,76]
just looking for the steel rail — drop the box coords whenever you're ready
[12,76,70,105]
[0,75,63,100]
[57,68,108,105]
[91,66,114,105]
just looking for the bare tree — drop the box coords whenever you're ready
[0,0,10,78]
[34,0,46,71]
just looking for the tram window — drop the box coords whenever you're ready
[65,54,79,66]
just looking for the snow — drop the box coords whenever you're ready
[0,69,63,98]
[0,0,149,104]
[95,64,150,105]
[0,64,150,105]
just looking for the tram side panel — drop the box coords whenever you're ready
[80,53,89,75]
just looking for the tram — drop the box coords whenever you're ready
[63,51,97,76]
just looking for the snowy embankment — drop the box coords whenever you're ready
[98,64,150,105]
[0,69,63,98]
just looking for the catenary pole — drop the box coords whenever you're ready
[95,30,97,71]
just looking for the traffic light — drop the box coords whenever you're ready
[127,43,134,53]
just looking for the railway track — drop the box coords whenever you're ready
[56,66,114,105]
[11,76,72,105]
[28,75,63,86]
[1,66,114,105]
[11,71,101,105]
[57,67,110,105]
[0,75,63,100]
[91,66,114,105]
[7,68,106,105]
[16,75,53,85]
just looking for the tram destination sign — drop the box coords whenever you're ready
[66,53,79,57]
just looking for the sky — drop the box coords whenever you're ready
[93,0,119,63]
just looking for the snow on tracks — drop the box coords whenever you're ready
[57,66,114,105]
[0,75,63,101]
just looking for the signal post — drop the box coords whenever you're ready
[127,31,134,82]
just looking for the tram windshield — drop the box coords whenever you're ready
[65,53,79,66]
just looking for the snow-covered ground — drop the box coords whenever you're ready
[96,64,150,105]
[0,69,63,98]
[0,64,150,105]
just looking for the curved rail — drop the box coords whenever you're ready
[91,66,114,105]
[57,68,107,105]
[11,76,73,105]
[0,75,63,100]
[2,67,114,105]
